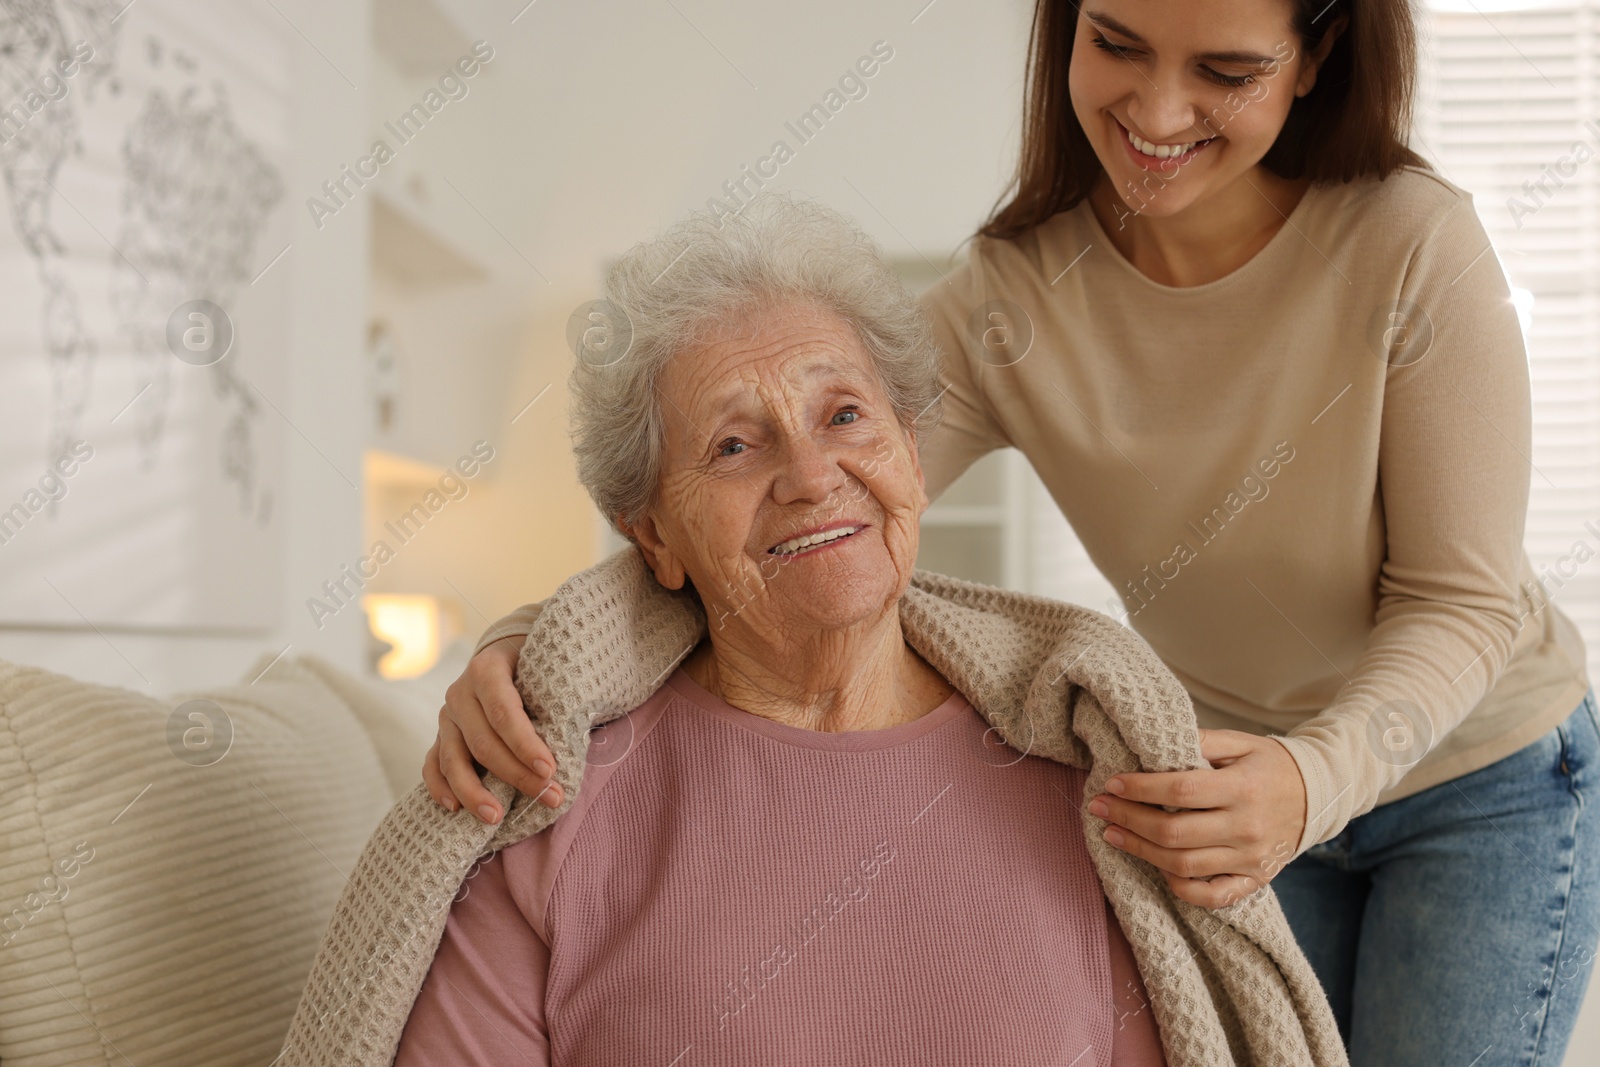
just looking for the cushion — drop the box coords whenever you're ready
[0,652,395,1066]
[294,655,441,802]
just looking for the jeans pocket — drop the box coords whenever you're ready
[1560,687,1599,781]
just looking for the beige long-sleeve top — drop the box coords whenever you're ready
[474,166,1589,858]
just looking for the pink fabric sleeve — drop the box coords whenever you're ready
[391,845,552,1066]
[1107,897,1168,1065]
[393,693,667,1064]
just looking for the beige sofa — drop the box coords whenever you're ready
[0,649,449,1067]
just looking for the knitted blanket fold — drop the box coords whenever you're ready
[276,547,1348,1067]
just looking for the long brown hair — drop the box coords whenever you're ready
[979,0,1429,241]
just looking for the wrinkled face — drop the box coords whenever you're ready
[631,301,929,638]
[1068,0,1323,218]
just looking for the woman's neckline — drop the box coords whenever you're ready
[664,666,972,752]
[1075,176,1323,295]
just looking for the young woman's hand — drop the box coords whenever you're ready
[421,636,563,824]
[1084,728,1309,910]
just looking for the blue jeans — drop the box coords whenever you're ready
[1273,689,1600,1067]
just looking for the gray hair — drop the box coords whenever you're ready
[569,190,946,539]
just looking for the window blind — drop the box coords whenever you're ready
[1415,0,1600,685]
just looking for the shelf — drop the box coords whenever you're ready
[364,447,449,489]
[371,193,488,288]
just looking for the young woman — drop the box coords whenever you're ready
[422,1,1599,1063]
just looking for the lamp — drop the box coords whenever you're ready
[363,593,442,679]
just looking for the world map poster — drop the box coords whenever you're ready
[0,0,292,629]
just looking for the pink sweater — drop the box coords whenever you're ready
[393,668,1167,1066]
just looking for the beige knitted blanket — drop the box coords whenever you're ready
[276,547,1347,1067]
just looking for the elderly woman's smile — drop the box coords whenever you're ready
[624,297,946,733]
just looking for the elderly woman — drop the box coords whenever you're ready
[273,191,1351,1067]
[385,194,1168,1064]
[283,192,1364,1067]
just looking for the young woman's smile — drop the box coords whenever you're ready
[1113,114,1220,171]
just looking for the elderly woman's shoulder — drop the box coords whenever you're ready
[492,682,681,866]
